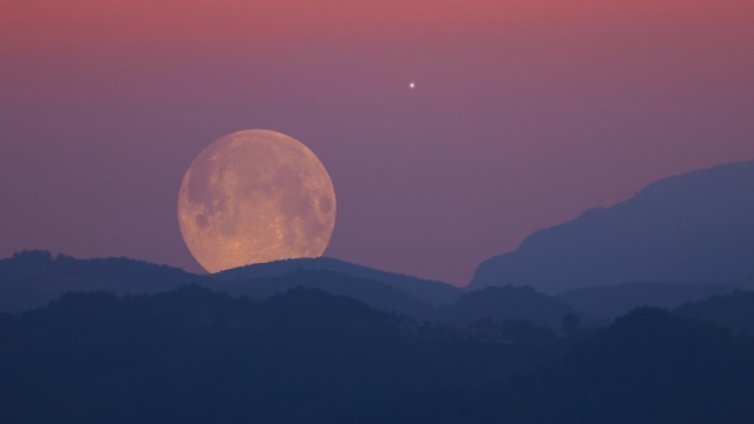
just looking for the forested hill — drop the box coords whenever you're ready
[2,286,754,423]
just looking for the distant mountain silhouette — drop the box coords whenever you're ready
[558,282,737,318]
[214,257,461,305]
[677,290,754,335]
[0,250,200,312]
[470,160,754,292]
[216,269,434,318]
[0,251,455,317]
[435,285,582,330]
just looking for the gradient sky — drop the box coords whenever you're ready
[2,0,753,285]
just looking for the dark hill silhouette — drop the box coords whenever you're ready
[434,286,575,330]
[470,160,754,293]
[216,269,434,318]
[214,257,460,305]
[0,250,201,312]
[513,308,754,423]
[477,308,754,423]
[0,250,591,323]
[557,282,737,318]
[2,288,754,422]
[465,318,557,344]
[677,290,754,335]
[435,285,582,330]
[0,286,551,423]
[0,251,446,318]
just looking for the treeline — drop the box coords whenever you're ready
[2,286,754,423]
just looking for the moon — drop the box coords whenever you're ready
[177,129,336,273]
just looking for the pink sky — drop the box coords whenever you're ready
[1,0,753,284]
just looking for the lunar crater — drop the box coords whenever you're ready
[177,129,336,273]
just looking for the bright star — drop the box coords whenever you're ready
[409,81,416,89]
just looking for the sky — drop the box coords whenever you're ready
[1,0,753,285]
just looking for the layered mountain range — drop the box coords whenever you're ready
[3,160,753,325]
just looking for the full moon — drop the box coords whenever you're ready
[177,129,336,273]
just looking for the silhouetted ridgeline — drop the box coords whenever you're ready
[0,250,200,312]
[557,282,738,318]
[214,269,435,319]
[214,256,461,304]
[677,290,754,336]
[513,308,754,423]
[11,251,754,335]
[0,251,593,331]
[2,287,754,423]
[435,285,583,330]
[0,251,458,316]
[0,286,552,423]
[470,160,754,292]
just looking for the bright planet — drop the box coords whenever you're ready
[177,129,337,273]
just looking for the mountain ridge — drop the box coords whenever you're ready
[470,160,754,292]
[215,256,460,305]
[0,250,459,314]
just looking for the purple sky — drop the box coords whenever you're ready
[1,0,753,285]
